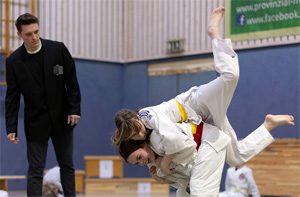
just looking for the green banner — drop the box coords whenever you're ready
[225,0,300,41]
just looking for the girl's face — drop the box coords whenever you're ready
[131,120,147,140]
[127,143,156,166]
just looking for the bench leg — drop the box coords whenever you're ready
[0,180,8,191]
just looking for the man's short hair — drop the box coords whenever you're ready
[15,13,39,32]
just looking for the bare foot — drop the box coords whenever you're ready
[207,7,225,39]
[263,114,295,132]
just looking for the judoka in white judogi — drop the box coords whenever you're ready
[139,38,274,197]
[219,164,260,197]
[43,165,63,195]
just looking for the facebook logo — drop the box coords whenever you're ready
[236,14,246,26]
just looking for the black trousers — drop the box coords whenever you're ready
[26,130,75,197]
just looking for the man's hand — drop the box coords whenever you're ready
[68,115,80,126]
[149,166,175,184]
[7,133,19,144]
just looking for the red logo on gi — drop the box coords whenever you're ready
[239,174,245,180]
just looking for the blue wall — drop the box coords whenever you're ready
[0,43,299,190]
[228,44,299,139]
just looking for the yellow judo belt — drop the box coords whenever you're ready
[175,99,203,150]
[232,186,248,193]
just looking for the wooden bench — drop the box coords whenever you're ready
[84,178,169,195]
[246,139,299,196]
[0,175,26,191]
[83,156,170,195]
[74,170,85,193]
[84,155,123,178]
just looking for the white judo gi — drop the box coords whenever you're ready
[139,38,274,197]
[219,165,260,197]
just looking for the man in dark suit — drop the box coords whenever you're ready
[5,13,81,196]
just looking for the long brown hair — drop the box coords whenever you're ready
[42,182,58,197]
[111,109,142,146]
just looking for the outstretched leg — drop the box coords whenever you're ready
[263,114,295,132]
[225,114,295,166]
[207,6,225,39]
[177,6,239,130]
[185,7,238,197]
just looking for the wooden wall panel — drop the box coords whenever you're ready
[246,139,300,197]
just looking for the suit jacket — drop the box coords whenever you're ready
[5,38,81,141]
